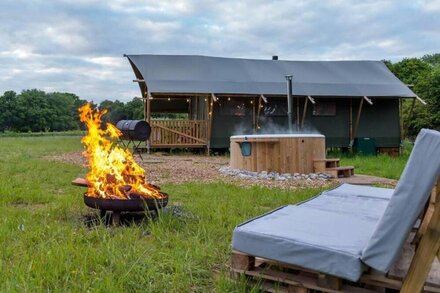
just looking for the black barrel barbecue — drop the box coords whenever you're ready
[116,120,151,141]
[115,120,151,160]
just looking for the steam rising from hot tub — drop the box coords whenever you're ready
[232,116,322,136]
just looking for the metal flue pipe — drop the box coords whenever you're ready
[285,75,293,133]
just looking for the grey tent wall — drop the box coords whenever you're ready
[209,97,400,149]
[357,98,400,147]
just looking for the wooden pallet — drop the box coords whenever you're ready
[231,249,440,293]
[231,178,440,292]
[231,250,376,292]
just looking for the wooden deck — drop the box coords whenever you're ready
[149,119,209,148]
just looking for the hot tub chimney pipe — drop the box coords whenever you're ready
[285,75,293,133]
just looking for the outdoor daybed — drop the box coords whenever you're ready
[231,129,440,292]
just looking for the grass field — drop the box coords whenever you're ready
[0,136,409,292]
[329,143,412,180]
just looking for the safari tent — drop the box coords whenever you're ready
[125,54,419,153]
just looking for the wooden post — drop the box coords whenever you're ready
[146,93,151,124]
[349,98,353,148]
[143,91,148,122]
[188,97,192,119]
[405,97,416,138]
[194,96,198,120]
[401,177,440,293]
[252,96,256,133]
[146,92,151,153]
[351,97,364,147]
[256,95,263,131]
[301,96,308,129]
[206,95,213,155]
[399,97,403,140]
[296,96,300,131]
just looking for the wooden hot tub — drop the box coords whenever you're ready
[230,134,326,174]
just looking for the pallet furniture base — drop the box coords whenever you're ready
[231,250,440,293]
[231,251,375,292]
[231,178,440,292]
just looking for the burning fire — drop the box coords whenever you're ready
[79,102,163,200]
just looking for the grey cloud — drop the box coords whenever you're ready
[0,0,439,102]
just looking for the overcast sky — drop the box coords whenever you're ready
[0,0,439,102]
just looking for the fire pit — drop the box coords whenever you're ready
[83,194,168,212]
[73,103,169,225]
[83,193,168,225]
[230,134,325,174]
[72,178,168,225]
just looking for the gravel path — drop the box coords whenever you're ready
[46,151,334,190]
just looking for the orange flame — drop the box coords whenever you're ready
[79,102,162,199]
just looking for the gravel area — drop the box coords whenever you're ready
[46,151,334,190]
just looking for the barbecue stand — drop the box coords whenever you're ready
[118,139,145,160]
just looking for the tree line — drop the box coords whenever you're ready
[0,90,143,132]
[0,54,439,135]
[385,54,440,137]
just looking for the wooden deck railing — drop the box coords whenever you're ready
[149,119,209,148]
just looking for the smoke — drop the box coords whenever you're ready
[232,116,322,135]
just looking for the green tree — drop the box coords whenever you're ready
[46,92,86,131]
[124,98,144,120]
[387,58,430,85]
[387,57,440,136]
[99,99,128,124]
[14,89,51,132]
[421,53,440,67]
[0,90,89,132]
[415,66,440,129]
[0,91,18,131]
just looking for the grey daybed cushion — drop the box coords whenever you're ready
[362,129,440,272]
[232,183,393,281]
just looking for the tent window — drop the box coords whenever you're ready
[312,102,336,116]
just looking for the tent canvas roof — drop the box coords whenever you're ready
[125,54,416,98]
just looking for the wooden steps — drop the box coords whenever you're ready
[313,159,354,178]
[325,166,355,178]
